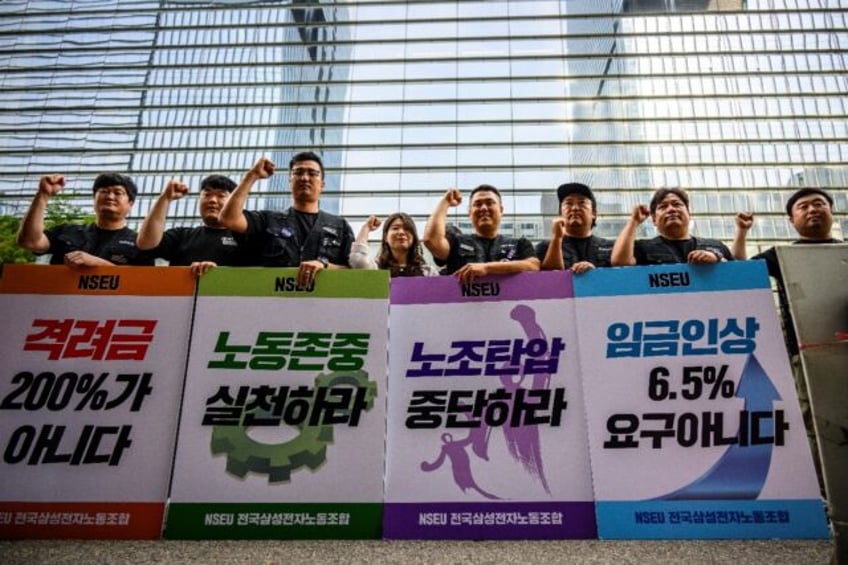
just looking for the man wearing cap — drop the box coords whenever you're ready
[218,152,354,288]
[733,187,841,494]
[423,184,539,282]
[137,174,245,275]
[536,182,614,273]
[17,172,153,267]
[611,187,733,266]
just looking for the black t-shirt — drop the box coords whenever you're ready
[154,226,245,266]
[292,210,318,245]
[43,224,153,266]
[664,238,696,262]
[634,236,733,265]
[442,232,535,274]
[568,237,592,262]
[240,208,354,267]
[478,237,497,260]
[535,235,614,268]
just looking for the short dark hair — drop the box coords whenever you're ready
[200,174,236,193]
[785,187,834,216]
[649,187,689,216]
[469,184,501,203]
[92,173,138,202]
[289,151,325,178]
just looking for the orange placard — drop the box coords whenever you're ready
[0,264,195,296]
[0,502,165,539]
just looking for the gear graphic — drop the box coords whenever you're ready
[210,369,378,483]
[314,368,378,412]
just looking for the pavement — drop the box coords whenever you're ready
[0,538,837,564]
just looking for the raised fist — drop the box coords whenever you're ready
[364,215,381,232]
[250,157,276,179]
[735,212,754,231]
[630,204,650,224]
[38,174,65,198]
[444,188,462,207]
[163,180,190,201]
[551,217,567,238]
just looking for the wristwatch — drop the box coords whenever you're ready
[318,257,329,268]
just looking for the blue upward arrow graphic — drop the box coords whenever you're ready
[657,354,782,500]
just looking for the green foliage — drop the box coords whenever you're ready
[45,193,95,228]
[0,215,33,264]
[0,193,94,265]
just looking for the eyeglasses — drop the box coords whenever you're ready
[95,187,128,198]
[290,167,322,179]
[562,198,592,209]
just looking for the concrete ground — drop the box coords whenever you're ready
[0,539,836,564]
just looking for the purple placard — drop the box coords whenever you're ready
[390,271,573,305]
[383,501,597,539]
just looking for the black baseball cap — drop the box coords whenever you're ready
[557,183,596,210]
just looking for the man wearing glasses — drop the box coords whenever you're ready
[17,173,153,267]
[536,182,614,274]
[219,152,354,287]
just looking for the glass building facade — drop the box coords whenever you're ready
[0,0,351,225]
[1,0,846,254]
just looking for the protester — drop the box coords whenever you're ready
[17,173,152,267]
[536,182,614,273]
[218,152,354,288]
[349,213,438,277]
[137,174,244,275]
[423,185,540,282]
[611,187,733,265]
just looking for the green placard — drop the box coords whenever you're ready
[197,268,390,299]
[165,502,382,539]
